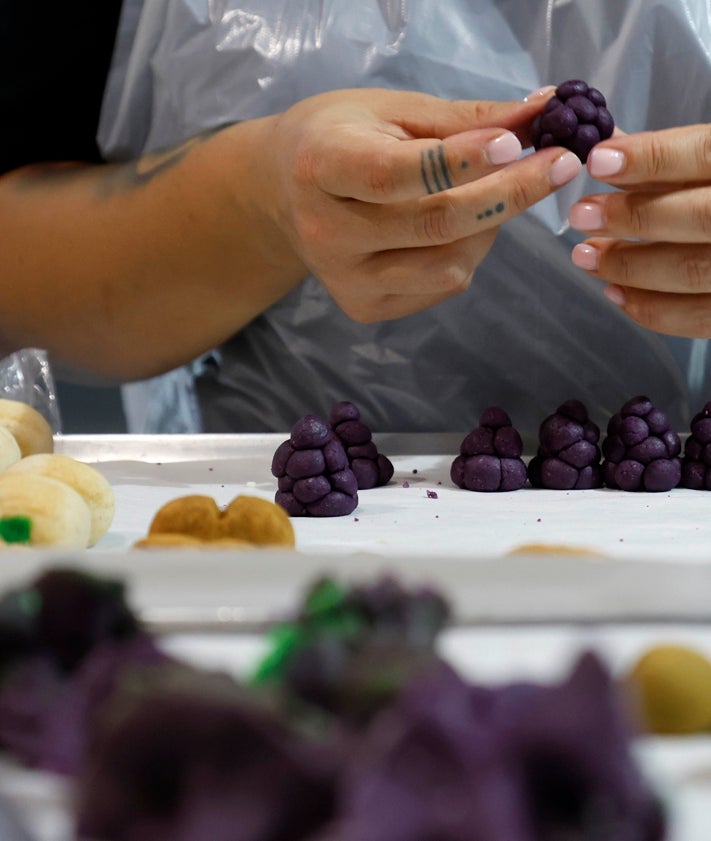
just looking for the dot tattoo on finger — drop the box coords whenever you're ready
[477,202,506,221]
[420,145,454,194]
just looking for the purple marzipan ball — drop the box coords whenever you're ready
[558,399,589,423]
[682,460,706,490]
[566,94,598,123]
[576,464,603,490]
[274,491,307,516]
[329,401,361,425]
[602,435,625,463]
[539,414,584,455]
[692,417,711,444]
[271,440,293,477]
[614,460,645,492]
[286,448,326,480]
[377,454,394,485]
[335,420,371,446]
[461,426,495,456]
[462,454,502,492]
[329,469,359,496]
[644,459,681,492]
[500,458,527,491]
[541,457,580,491]
[347,442,378,460]
[556,79,590,100]
[290,414,331,449]
[307,491,358,517]
[494,426,523,459]
[450,455,465,488]
[661,430,681,458]
[620,396,654,418]
[479,406,512,429]
[351,458,380,490]
[618,416,649,447]
[323,437,349,473]
[293,475,331,504]
[625,437,667,465]
[558,440,599,470]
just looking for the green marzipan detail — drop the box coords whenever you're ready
[0,516,32,544]
[250,578,364,687]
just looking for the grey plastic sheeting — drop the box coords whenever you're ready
[99,1,711,443]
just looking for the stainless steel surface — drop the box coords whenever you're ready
[54,432,464,462]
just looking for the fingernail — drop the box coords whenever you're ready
[485,132,522,165]
[572,243,600,271]
[588,148,625,177]
[569,201,604,231]
[523,85,556,102]
[549,151,581,186]
[604,284,627,307]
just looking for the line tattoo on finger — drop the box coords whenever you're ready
[477,201,506,221]
[420,144,454,194]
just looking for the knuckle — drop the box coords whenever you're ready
[626,291,659,331]
[646,135,675,179]
[681,251,711,292]
[696,126,711,172]
[690,193,711,241]
[506,176,538,213]
[605,243,634,287]
[625,194,651,238]
[292,144,319,187]
[364,151,399,198]
[417,196,458,244]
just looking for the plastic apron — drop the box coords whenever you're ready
[99,0,711,445]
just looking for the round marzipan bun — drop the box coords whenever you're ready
[0,426,22,472]
[5,453,115,546]
[0,398,54,457]
[0,472,91,548]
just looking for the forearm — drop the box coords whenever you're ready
[0,118,306,380]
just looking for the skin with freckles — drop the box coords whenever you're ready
[568,124,711,339]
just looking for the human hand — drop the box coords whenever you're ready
[569,125,711,338]
[266,88,581,321]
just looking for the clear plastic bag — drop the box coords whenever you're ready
[0,349,62,433]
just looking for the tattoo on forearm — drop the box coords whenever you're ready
[13,127,225,197]
[97,127,223,196]
[420,144,454,194]
[477,202,506,221]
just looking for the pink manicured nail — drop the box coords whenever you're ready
[569,202,604,231]
[604,284,627,307]
[588,148,625,177]
[549,151,581,186]
[485,132,522,165]
[523,85,556,102]
[572,243,600,271]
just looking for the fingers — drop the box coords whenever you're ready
[569,185,711,244]
[572,239,711,293]
[586,124,711,187]
[571,238,711,338]
[308,147,581,254]
[311,127,524,202]
[302,92,554,203]
[326,230,498,322]
[603,285,711,339]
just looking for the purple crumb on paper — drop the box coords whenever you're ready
[354,517,359,522]
[426,490,438,499]
[402,481,410,488]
